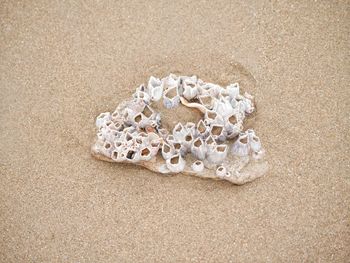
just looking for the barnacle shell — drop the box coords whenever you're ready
[91,74,268,185]
[210,124,227,142]
[162,143,174,160]
[231,133,250,157]
[225,83,240,99]
[147,76,163,101]
[191,160,204,173]
[182,78,199,100]
[163,86,180,109]
[191,137,206,160]
[206,144,228,164]
[166,154,186,173]
[96,112,111,129]
[216,165,227,177]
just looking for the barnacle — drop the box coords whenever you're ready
[91,74,268,185]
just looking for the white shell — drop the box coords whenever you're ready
[166,154,186,173]
[182,79,198,100]
[150,141,161,156]
[172,122,186,141]
[191,160,204,173]
[247,130,262,152]
[226,83,240,99]
[206,144,228,164]
[199,83,221,97]
[204,110,224,125]
[162,143,174,160]
[238,96,254,114]
[96,112,111,129]
[191,137,206,160]
[252,149,265,160]
[133,91,151,104]
[205,135,217,152]
[132,112,148,128]
[163,86,180,109]
[162,74,179,89]
[185,122,196,135]
[196,120,209,138]
[210,124,226,142]
[231,133,250,157]
[182,131,194,150]
[224,114,242,138]
[147,76,163,101]
[216,165,227,177]
[213,97,234,118]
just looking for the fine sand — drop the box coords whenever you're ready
[1,1,349,262]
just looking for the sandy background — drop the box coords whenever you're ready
[1,0,349,262]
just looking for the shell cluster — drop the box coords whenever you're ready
[91,74,268,185]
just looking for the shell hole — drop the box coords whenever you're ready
[126,150,136,159]
[166,87,177,98]
[126,134,133,141]
[139,132,147,137]
[211,126,223,136]
[170,156,179,164]
[143,106,153,118]
[194,138,202,147]
[240,137,248,144]
[217,146,226,152]
[152,142,160,148]
[134,114,142,123]
[185,134,192,141]
[195,161,202,165]
[187,82,195,88]
[141,148,150,156]
[174,143,181,150]
[207,111,217,119]
[218,167,223,171]
[199,96,212,107]
[198,121,206,133]
[206,136,214,145]
[115,142,122,147]
[105,143,111,149]
[163,144,171,153]
[253,136,259,142]
[229,115,237,124]
[112,151,119,159]
[175,124,183,132]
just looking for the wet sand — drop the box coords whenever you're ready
[1,0,349,262]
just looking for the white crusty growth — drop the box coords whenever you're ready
[91,74,268,185]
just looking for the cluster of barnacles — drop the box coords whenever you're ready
[91,74,268,185]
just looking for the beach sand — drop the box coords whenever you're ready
[1,0,349,262]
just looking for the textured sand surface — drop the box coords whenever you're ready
[1,0,349,262]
